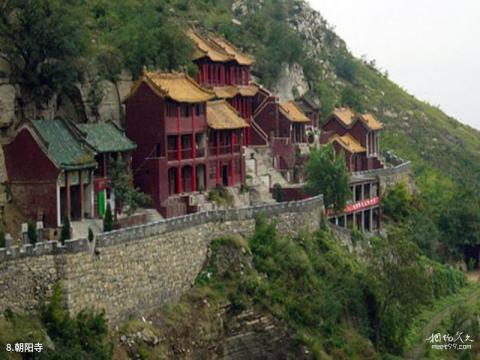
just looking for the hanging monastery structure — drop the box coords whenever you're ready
[2,28,388,237]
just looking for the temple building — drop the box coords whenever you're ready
[295,95,321,129]
[124,71,214,217]
[253,99,310,181]
[187,30,259,145]
[321,108,384,172]
[206,100,248,187]
[124,71,248,218]
[3,119,97,229]
[327,175,381,233]
[76,122,136,217]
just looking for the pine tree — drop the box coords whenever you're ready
[28,221,38,245]
[103,204,114,232]
[61,215,71,244]
[88,227,94,243]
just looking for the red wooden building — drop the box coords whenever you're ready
[3,119,97,229]
[295,95,321,129]
[124,71,248,218]
[252,99,310,181]
[327,175,381,232]
[321,108,384,172]
[77,122,136,218]
[188,30,259,145]
[206,100,248,187]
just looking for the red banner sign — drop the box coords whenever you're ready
[326,196,380,216]
[345,196,380,213]
[94,178,109,192]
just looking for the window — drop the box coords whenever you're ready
[167,136,177,150]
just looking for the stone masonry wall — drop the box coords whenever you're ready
[0,196,323,324]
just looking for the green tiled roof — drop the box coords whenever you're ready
[77,122,136,153]
[31,119,97,170]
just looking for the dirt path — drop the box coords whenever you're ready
[405,274,480,360]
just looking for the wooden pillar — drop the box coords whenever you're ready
[177,167,182,193]
[192,165,197,192]
[192,107,196,158]
[79,170,84,220]
[216,131,220,185]
[177,106,181,161]
[103,153,107,177]
[65,172,71,221]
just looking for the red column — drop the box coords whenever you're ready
[216,131,220,185]
[103,153,107,177]
[192,165,196,192]
[79,170,84,220]
[191,106,196,192]
[220,66,225,85]
[176,106,181,161]
[177,167,182,193]
[65,172,71,221]
[191,108,196,158]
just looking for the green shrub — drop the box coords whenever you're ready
[382,183,413,222]
[334,54,358,82]
[0,225,5,248]
[88,227,94,243]
[28,221,37,245]
[103,204,114,232]
[272,183,283,202]
[41,284,112,359]
[340,86,363,112]
[61,215,71,243]
[207,186,234,207]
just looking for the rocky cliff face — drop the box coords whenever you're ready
[0,65,133,138]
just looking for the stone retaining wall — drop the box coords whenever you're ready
[0,195,324,324]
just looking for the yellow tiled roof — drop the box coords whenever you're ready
[125,71,215,103]
[280,101,310,123]
[359,113,384,130]
[329,133,366,153]
[187,30,232,63]
[331,107,356,127]
[213,84,259,99]
[210,36,255,65]
[207,100,249,129]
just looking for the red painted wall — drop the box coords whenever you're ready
[3,129,60,227]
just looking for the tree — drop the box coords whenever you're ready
[102,3,194,79]
[305,144,351,212]
[340,86,363,112]
[61,216,71,243]
[103,204,114,232]
[108,157,150,218]
[366,235,431,353]
[0,225,5,248]
[0,0,88,108]
[381,182,413,222]
[333,53,358,82]
[438,189,480,259]
[41,284,112,359]
[88,227,94,243]
[27,221,37,245]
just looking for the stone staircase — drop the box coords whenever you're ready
[245,147,288,187]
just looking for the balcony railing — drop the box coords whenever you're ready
[209,144,241,156]
[167,148,206,161]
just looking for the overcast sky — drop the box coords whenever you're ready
[307,0,480,130]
